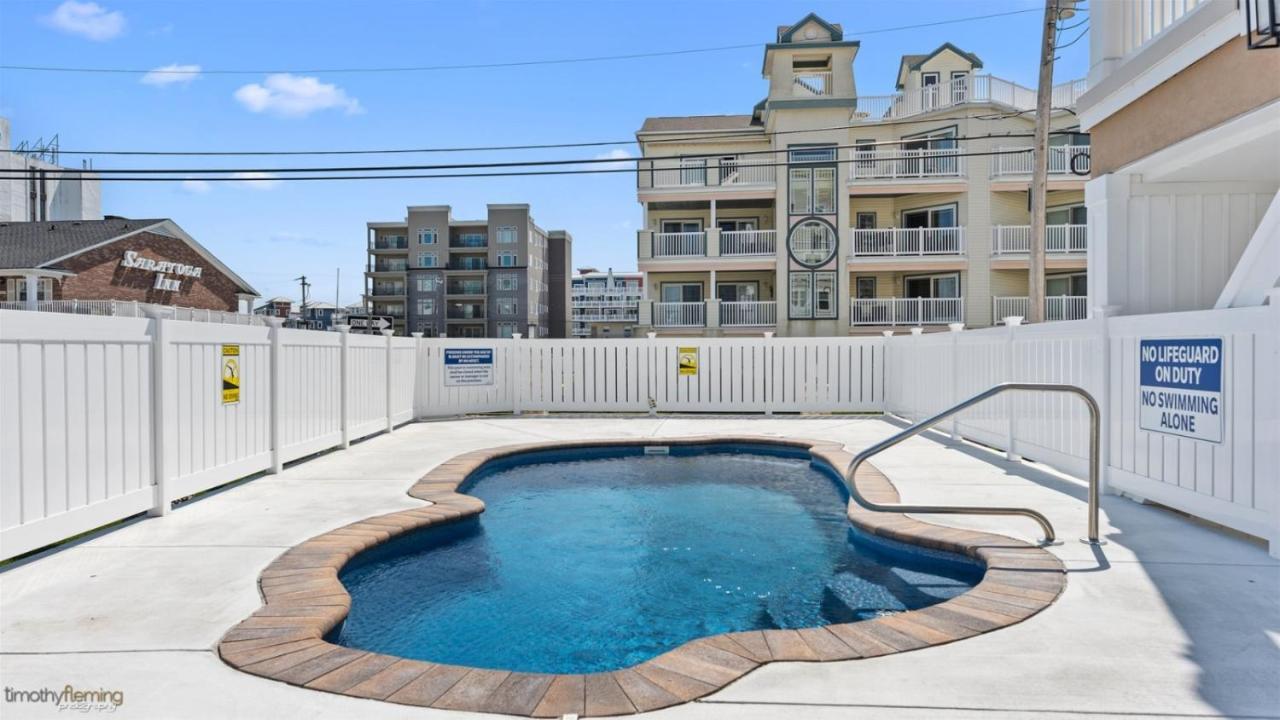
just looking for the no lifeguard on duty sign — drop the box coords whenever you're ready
[1138,338,1223,443]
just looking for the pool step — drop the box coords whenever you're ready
[644,445,670,455]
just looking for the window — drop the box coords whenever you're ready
[787,219,837,267]
[498,299,517,315]
[901,204,958,228]
[416,275,437,292]
[716,282,758,302]
[497,322,517,338]
[904,273,960,298]
[921,72,940,86]
[716,218,758,232]
[788,273,813,318]
[813,273,836,318]
[1046,205,1087,225]
[660,219,701,234]
[418,228,437,244]
[417,298,435,315]
[496,226,517,244]
[1046,273,1087,296]
[417,252,438,268]
[788,167,836,214]
[855,276,877,299]
[660,283,702,303]
[855,212,877,229]
[496,274,517,291]
[789,147,836,163]
[497,252,517,267]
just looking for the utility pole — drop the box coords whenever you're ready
[1028,0,1058,324]
[295,275,310,327]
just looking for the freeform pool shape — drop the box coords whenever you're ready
[219,436,1067,717]
[332,444,982,674]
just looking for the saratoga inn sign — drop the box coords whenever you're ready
[119,250,204,292]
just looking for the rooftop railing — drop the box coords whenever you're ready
[851,74,1086,123]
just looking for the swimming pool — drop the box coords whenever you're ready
[330,443,982,674]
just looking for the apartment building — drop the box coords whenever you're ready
[364,204,572,337]
[571,268,644,338]
[1082,0,1278,315]
[634,13,1091,336]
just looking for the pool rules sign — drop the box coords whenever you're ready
[1139,338,1223,442]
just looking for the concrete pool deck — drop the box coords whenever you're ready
[2,416,1277,719]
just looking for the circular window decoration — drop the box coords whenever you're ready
[787,218,838,267]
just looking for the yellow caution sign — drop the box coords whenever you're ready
[221,345,240,404]
[677,346,698,376]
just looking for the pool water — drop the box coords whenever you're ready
[332,444,981,674]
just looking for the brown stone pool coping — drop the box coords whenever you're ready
[218,436,1066,717]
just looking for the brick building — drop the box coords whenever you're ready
[0,217,258,312]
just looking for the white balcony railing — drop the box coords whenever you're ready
[993,296,1089,322]
[0,300,264,325]
[720,301,777,327]
[850,227,965,257]
[652,232,706,258]
[792,71,833,97]
[851,74,1086,122]
[849,297,964,326]
[849,148,964,181]
[991,145,1092,177]
[654,301,706,327]
[643,156,776,190]
[992,225,1088,255]
[720,229,777,256]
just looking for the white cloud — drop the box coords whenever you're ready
[180,178,210,194]
[233,172,281,190]
[42,1,125,41]
[233,74,363,118]
[141,63,201,87]
[593,148,634,171]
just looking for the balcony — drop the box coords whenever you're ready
[991,145,1092,178]
[992,225,1087,255]
[849,148,964,182]
[652,232,707,258]
[850,227,965,257]
[447,259,488,271]
[850,298,963,326]
[449,237,488,249]
[720,301,776,327]
[370,235,408,250]
[720,229,776,256]
[369,260,407,273]
[446,280,486,295]
[653,301,705,328]
[639,156,776,191]
[573,310,639,323]
[791,71,833,97]
[446,305,486,321]
[993,296,1088,322]
[369,283,405,297]
[851,74,1086,122]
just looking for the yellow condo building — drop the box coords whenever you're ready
[634,12,1090,336]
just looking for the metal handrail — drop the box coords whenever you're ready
[844,382,1102,545]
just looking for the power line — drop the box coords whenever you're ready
[0,9,1039,77]
[0,148,1064,183]
[0,113,1081,159]
[9,132,1076,176]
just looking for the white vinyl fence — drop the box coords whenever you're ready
[884,303,1278,552]
[3,301,1277,559]
[0,310,415,559]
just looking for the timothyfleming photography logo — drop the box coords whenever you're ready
[4,685,124,713]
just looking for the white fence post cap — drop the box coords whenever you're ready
[335,324,351,334]
[763,331,774,339]
[512,333,523,340]
[410,332,424,338]
[1004,316,1024,327]
[380,329,395,337]
[881,330,893,337]
[646,331,657,339]
[948,322,965,332]
[262,316,284,328]
[910,327,924,336]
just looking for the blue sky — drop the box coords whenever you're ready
[0,0,1089,306]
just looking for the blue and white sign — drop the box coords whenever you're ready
[443,348,494,387]
[1139,338,1223,442]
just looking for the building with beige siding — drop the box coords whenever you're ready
[634,13,1090,336]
